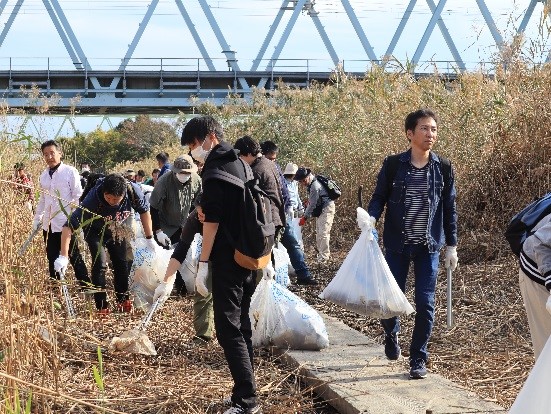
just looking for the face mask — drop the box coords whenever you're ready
[190,138,212,163]
[176,173,190,184]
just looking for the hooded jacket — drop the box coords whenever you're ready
[521,212,551,290]
[200,141,249,262]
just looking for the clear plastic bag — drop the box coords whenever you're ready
[291,217,304,250]
[178,233,202,293]
[129,238,173,311]
[250,277,329,350]
[509,335,551,413]
[319,207,415,318]
[273,243,290,286]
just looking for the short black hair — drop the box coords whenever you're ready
[152,168,160,174]
[14,162,25,170]
[102,174,127,197]
[234,135,261,157]
[137,169,146,177]
[260,140,278,155]
[181,115,224,146]
[404,109,438,133]
[156,152,169,163]
[41,139,61,152]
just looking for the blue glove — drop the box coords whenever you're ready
[372,229,379,242]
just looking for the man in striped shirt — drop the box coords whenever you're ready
[367,109,458,379]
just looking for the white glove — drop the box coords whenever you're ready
[145,237,157,251]
[153,276,175,304]
[156,231,172,248]
[32,217,42,231]
[195,261,209,297]
[366,215,376,230]
[25,201,33,212]
[263,261,275,280]
[445,246,458,271]
[54,255,69,274]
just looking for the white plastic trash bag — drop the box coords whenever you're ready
[509,335,551,413]
[129,238,173,311]
[179,233,202,293]
[291,217,304,250]
[273,243,290,286]
[250,277,329,350]
[319,207,415,318]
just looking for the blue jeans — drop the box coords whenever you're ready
[381,244,439,363]
[280,219,310,280]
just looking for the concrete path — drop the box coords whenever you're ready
[273,313,506,414]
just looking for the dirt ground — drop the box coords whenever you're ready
[297,249,532,410]
[17,244,530,413]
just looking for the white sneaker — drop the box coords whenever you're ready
[223,404,262,414]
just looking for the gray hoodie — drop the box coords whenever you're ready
[520,212,551,290]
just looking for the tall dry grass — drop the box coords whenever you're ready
[201,63,551,262]
[1,60,551,411]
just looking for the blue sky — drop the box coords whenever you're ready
[0,0,548,137]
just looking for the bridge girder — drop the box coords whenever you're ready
[0,0,547,112]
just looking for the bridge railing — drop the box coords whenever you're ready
[0,56,503,75]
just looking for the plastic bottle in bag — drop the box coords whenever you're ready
[129,238,173,310]
[319,207,415,318]
[250,277,329,350]
[273,243,291,286]
[179,233,202,293]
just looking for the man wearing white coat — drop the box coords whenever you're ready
[32,140,91,288]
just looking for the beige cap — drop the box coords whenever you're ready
[283,162,299,175]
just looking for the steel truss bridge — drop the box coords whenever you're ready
[0,0,549,115]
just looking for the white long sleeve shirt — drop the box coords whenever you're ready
[34,162,82,233]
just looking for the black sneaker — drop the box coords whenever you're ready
[296,278,318,286]
[223,404,262,414]
[409,359,427,379]
[384,334,400,360]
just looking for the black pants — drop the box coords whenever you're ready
[85,230,129,310]
[212,256,257,409]
[43,227,91,287]
[167,228,187,294]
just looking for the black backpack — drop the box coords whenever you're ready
[80,172,105,202]
[504,192,551,256]
[316,174,341,200]
[202,159,276,270]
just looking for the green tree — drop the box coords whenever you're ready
[115,115,178,161]
[59,129,122,172]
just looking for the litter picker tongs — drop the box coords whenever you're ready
[58,269,76,320]
[18,226,41,257]
[136,298,161,331]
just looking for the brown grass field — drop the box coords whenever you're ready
[1,62,550,412]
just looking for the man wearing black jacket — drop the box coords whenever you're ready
[171,116,261,414]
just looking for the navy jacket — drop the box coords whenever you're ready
[367,149,457,253]
[68,178,149,234]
